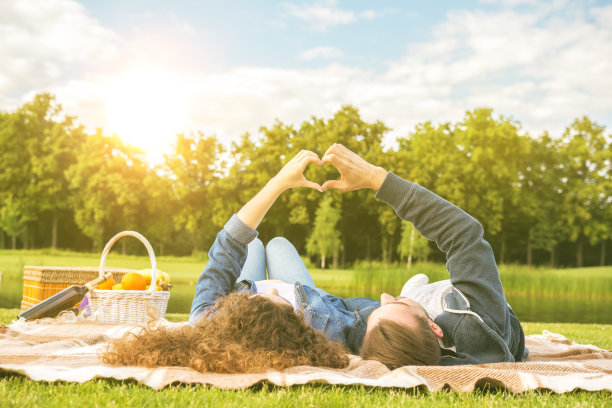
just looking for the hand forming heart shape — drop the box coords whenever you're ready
[276,144,387,193]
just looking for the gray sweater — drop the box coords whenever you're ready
[375,172,527,365]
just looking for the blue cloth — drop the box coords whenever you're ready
[189,214,379,353]
[237,237,317,288]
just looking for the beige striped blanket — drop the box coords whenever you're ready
[1,319,610,392]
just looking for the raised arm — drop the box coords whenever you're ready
[322,144,507,323]
[189,151,322,324]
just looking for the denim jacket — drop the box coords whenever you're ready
[189,214,379,354]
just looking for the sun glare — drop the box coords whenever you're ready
[106,68,187,152]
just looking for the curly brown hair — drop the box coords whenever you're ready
[102,292,349,373]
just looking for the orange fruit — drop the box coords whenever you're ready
[97,276,117,290]
[121,272,147,290]
[112,283,124,290]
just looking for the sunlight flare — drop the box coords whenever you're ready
[106,68,187,151]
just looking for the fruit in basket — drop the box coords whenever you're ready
[112,283,124,290]
[160,271,171,284]
[121,272,147,290]
[139,269,170,285]
[97,275,117,290]
[145,284,163,291]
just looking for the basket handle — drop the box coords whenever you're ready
[99,231,158,293]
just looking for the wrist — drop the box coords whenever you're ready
[370,166,388,191]
[267,176,288,195]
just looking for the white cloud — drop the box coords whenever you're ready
[1,0,610,159]
[282,0,387,31]
[0,0,119,95]
[300,46,343,61]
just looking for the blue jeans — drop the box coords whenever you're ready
[237,237,317,287]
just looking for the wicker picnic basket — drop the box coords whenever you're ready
[88,231,170,324]
[21,266,134,311]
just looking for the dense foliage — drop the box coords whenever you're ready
[0,93,610,267]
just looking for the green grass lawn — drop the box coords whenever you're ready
[0,309,610,407]
[1,251,611,406]
[2,249,611,297]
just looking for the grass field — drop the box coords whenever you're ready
[2,249,611,298]
[1,250,611,406]
[0,308,610,407]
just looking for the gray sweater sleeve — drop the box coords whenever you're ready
[375,172,508,327]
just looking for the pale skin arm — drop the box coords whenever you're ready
[320,143,388,192]
[237,150,322,230]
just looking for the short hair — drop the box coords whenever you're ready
[360,316,441,369]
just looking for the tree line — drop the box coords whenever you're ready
[1,93,610,268]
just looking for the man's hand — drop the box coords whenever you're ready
[321,144,387,192]
[271,150,322,192]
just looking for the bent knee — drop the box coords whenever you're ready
[266,237,293,254]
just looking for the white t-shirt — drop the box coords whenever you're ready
[401,279,453,321]
[255,280,298,310]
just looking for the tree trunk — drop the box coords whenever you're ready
[600,240,607,266]
[332,247,338,269]
[341,236,346,269]
[320,252,325,269]
[500,232,506,265]
[576,241,583,268]
[388,238,393,264]
[526,229,532,266]
[0,230,4,249]
[366,236,371,261]
[12,236,16,250]
[382,237,388,266]
[159,243,164,257]
[550,245,557,269]
[407,228,415,270]
[51,213,58,250]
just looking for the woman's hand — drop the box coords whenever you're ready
[237,150,321,230]
[271,150,322,192]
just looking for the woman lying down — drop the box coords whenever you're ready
[103,150,352,373]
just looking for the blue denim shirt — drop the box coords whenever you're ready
[189,214,380,354]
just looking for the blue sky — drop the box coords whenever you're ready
[1,0,611,161]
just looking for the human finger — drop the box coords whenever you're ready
[321,179,345,191]
[298,154,321,170]
[323,143,341,157]
[301,180,323,191]
[320,153,340,167]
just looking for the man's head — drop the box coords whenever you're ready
[360,293,443,368]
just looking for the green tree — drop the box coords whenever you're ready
[398,221,432,269]
[0,93,85,249]
[0,195,30,249]
[141,169,179,256]
[520,133,566,266]
[306,196,341,269]
[453,109,528,263]
[65,131,149,250]
[558,117,610,267]
[164,132,225,252]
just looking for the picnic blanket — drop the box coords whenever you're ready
[1,318,611,393]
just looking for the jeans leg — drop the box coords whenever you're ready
[266,237,316,287]
[237,238,267,282]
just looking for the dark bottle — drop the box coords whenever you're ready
[18,272,112,321]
